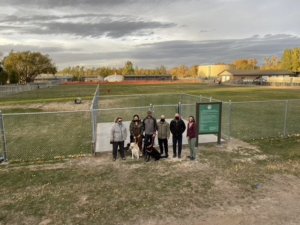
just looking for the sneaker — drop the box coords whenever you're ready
[113,158,116,161]
[190,157,195,161]
[178,155,181,159]
[173,155,177,158]
[122,157,126,160]
[187,156,191,159]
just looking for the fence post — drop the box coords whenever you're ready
[0,111,8,162]
[228,100,232,140]
[91,85,100,154]
[283,100,289,137]
[178,102,182,115]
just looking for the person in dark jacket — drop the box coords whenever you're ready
[129,114,144,153]
[143,111,158,155]
[187,116,197,160]
[170,113,186,158]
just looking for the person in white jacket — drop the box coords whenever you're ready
[110,117,127,161]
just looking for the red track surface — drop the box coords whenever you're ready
[63,80,201,86]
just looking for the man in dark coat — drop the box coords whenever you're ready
[170,113,186,158]
[143,111,158,155]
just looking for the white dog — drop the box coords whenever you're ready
[129,142,140,159]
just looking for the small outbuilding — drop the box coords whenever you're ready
[218,70,295,83]
[104,74,124,82]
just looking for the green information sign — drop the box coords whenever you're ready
[196,102,222,145]
[199,103,220,133]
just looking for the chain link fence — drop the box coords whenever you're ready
[2,110,92,162]
[229,100,300,140]
[0,82,62,98]
[0,91,299,162]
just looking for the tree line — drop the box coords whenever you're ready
[0,48,299,84]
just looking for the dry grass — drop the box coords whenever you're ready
[1,138,300,225]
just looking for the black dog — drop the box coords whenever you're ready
[145,145,161,162]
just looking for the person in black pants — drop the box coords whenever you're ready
[110,117,127,161]
[170,113,186,158]
[157,115,170,157]
[143,111,158,155]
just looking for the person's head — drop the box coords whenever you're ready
[189,116,195,122]
[160,115,165,122]
[147,111,152,118]
[175,113,180,120]
[115,117,123,124]
[133,114,139,121]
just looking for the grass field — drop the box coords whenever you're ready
[0,137,299,225]
[1,83,300,105]
[1,83,300,162]
[0,83,300,224]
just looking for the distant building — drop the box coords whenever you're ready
[218,70,295,83]
[124,75,172,81]
[198,64,233,78]
[34,73,57,83]
[84,76,104,82]
[104,74,124,82]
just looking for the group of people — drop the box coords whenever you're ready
[110,111,197,161]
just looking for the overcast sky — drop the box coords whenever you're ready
[0,0,300,69]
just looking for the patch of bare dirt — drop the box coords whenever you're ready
[2,101,91,112]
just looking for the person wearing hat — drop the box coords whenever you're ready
[143,111,158,155]
[170,113,186,158]
[157,115,170,157]
[129,114,144,152]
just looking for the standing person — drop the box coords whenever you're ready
[187,116,197,160]
[143,111,157,154]
[170,113,186,158]
[157,115,170,157]
[129,114,144,152]
[110,117,127,161]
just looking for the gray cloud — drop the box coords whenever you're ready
[26,34,299,68]
[2,34,300,68]
[0,0,173,9]
[0,14,176,38]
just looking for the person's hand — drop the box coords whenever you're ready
[110,140,113,144]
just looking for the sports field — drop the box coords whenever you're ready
[0,83,300,224]
[1,83,300,161]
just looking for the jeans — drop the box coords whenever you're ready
[188,138,196,159]
[112,141,125,159]
[172,135,182,157]
[158,138,168,156]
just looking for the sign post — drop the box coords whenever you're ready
[196,102,222,146]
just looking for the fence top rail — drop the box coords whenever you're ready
[99,92,183,98]
[231,99,300,104]
[181,93,228,103]
[99,106,152,111]
[2,109,91,116]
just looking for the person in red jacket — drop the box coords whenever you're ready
[187,116,197,160]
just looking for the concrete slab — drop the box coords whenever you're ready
[95,119,224,153]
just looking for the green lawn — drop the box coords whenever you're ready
[1,83,300,162]
[1,84,300,105]
[1,84,300,224]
